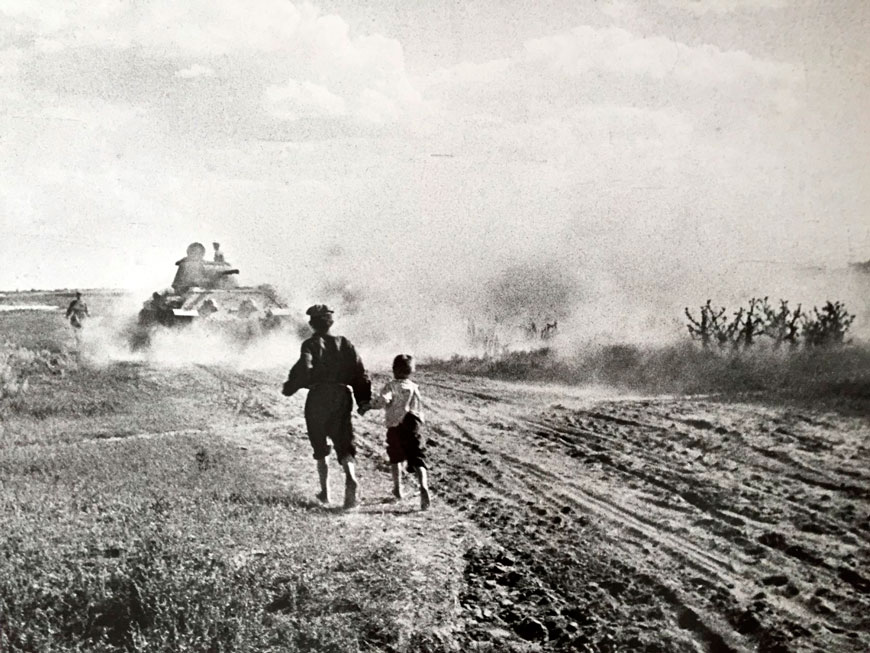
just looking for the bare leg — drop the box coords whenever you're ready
[391,464,404,500]
[316,458,329,503]
[342,456,359,509]
[417,467,431,510]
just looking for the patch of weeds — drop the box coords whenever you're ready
[0,434,426,652]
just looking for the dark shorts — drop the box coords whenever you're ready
[304,385,355,463]
[386,413,426,472]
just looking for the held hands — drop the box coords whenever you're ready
[281,380,295,397]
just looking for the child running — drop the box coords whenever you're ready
[362,355,431,510]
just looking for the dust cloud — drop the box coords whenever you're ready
[259,228,870,364]
[82,149,869,370]
[90,224,868,373]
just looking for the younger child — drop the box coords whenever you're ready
[363,355,431,510]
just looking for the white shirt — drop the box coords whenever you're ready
[372,378,424,428]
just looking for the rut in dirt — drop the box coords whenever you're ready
[411,377,870,653]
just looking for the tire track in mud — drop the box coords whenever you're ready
[416,401,729,649]
[421,381,870,653]
[529,406,870,550]
[532,405,870,649]
[429,417,752,653]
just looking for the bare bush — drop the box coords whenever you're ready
[466,320,505,358]
[762,299,803,349]
[1,342,75,401]
[732,297,767,349]
[802,301,855,348]
[685,300,726,349]
[0,351,29,400]
[686,298,855,351]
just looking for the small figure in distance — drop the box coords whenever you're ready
[212,242,226,264]
[360,354,431,510]
[65,291,90,345]
[282,305,372,509]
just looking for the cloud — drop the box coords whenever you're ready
[174,64,215,79]
[0,47,24,78]
[660,0,789,15]
[264,78,346,120]
[521,25,797,86]
[422,23,802,141]
[2,1,422,128]
[1,4,862,347]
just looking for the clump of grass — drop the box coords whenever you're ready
[0,435,423,652]
[1,341,77,401]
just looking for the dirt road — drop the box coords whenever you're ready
[161,365,870,652]
[408,374,870,652]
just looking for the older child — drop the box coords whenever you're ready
[362,355,430,510]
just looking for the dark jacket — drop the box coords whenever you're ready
[65,299,89,327]
[282,334,371,407]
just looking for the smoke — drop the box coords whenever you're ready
[72,145,869,370]
[80,215,869,375]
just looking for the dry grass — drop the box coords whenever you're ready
[424,342,870,406]
[0,434,418,652]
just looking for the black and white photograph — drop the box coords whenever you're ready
[1,1,868,651]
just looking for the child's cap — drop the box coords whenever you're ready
[392,354,415,377]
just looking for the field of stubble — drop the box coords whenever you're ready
[1,297,868,652]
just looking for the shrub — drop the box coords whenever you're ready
[1,342,78,407]
[762,299,803,349]
[423,342,870,401]
[802,301,855,347]
[685,298,856,350]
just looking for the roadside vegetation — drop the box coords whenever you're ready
[427,299,868,404]
[0,433,416,652]
[684,297,855,350]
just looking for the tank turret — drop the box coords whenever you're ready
[172,242,239,292]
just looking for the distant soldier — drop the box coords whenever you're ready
[65,291,89,329]
[212,242,226,265]
[282,305,372,509]
[66,291,89,346]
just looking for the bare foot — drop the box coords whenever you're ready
[343,479,359,510]
[420,487,431,511]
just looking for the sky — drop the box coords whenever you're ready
[1,0,868,346]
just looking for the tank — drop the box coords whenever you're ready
[132,242,293,348]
